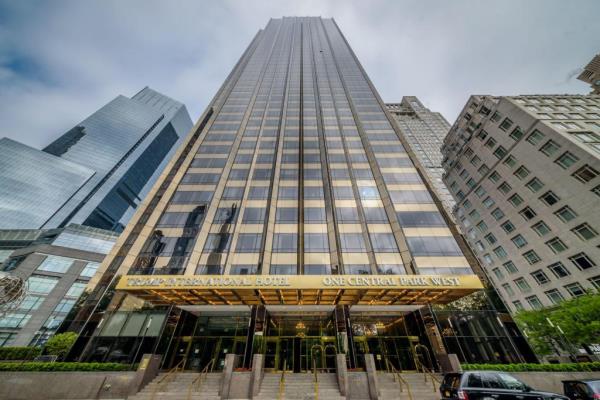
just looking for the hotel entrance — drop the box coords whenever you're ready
[263,307,338,373]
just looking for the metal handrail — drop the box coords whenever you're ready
[151,358,186,400]
[418,363,441,392]
[384,358,413,400]
[187,359,216,400]
[312,358,319,400]
[278,359,287,400]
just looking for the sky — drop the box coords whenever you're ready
[0,0,598,148]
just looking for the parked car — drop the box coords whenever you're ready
[563,379,600,399]
[440,371,569,399]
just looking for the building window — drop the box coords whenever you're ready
[0,333,15,346]
[492,267,504,280]
[27,276,59,294]
[243,208,267,223]
[501,220,516,233]
[476,130,488,140]
[503,155,517,168]
[591,184,600,198]
[531,269,550,285]
[548,262,570,278]
[53,299,76,314]
[476,221,488,233]
[498,181,512,194]
[493,146,507,159]
[526,129,545,145]
[304,233,330,252]
[488,171,501,183]
[554,206,577,223]
[511,234,528,248]
[340,234,367,252]
[499,118,513,131]
[589,275,600,290]
[503,261,518,274]
[523,250,542,265]
[37,256,73,274]
[572,165,599,183]
[484,233,497,245]
[475,186,486,198]
[514,277,532,293]
[519,206,537,221]
[272,233,297,252]
[525,295,543,310]
[0,313,31,328]
[483,254,493,265]
[482,196,495,208]
[539,191,560,206]
[545,237,568,254]
[80,262,100,278]
[502,283,515,296]
[235,234,262,253]
[230,265,258,275]
[564,282,586,297]
[477,164,490,175]
[490,111,502,122]
[569,252,596,270]
[545,289,565,304]
[539,140,561,156]
[514,166,530,180]
[571,223,598,241]
[491,208,505,221]
[554,151,579,169]
[525,177,544,192]
[66,282,87,298]
[508,193,524,207]
[509,127,524,141]
[493,246,508,259]
[531,221,551,236]
[512,300,524,311]
[271,265,297,275]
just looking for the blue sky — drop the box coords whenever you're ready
[0,0,598,148]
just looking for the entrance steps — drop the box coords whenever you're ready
[127,372,221,400]
[378,372,442,400]
[255,372,345,400]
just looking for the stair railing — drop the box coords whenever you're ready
[150,358,186,400]
[384,358,413,400]
[277,359,287,400]
[417,362,441,393]
[312,358,319,400]
[187,358,216,400]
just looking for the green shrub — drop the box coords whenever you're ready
[0,362,132,372]
[43,332,78,360]
[462,362,600,372]
[0,347,41,361]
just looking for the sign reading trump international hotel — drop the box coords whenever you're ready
[119,274,482,291]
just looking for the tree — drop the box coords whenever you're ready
[514,291,600,356]
[44,332,78,360]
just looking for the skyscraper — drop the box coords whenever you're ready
[386,97,456,217]
[0,87,192,232]
[0,87,193,346]
[442,94,600,314]
[578,54,600,95]
[71,17,532,371]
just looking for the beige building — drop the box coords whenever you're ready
[578,54,600,95]
[386,97,456,217]
[442,94,600,313]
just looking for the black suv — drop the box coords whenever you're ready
[440,371,569,399]
[563,380,600,399]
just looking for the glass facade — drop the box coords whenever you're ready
[70,17,532,370]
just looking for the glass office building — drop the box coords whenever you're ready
[0,88,193,346]
[0,87,192,232]
[70,17,534,371]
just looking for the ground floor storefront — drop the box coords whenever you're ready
[79,302,537,371]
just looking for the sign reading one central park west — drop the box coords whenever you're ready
[118,274,484,291]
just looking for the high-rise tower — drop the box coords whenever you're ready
[70,18,533,370]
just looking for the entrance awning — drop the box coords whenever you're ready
[116,274,483,306]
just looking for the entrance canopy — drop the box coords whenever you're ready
[116,274,483,306]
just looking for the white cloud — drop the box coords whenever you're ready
[0,0,597,147]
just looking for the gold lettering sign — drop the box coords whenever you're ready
[117,274,482,291]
